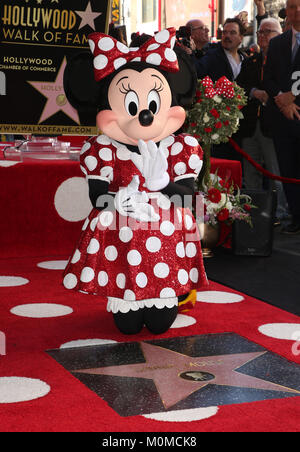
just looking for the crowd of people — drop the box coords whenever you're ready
[178,0,300,235]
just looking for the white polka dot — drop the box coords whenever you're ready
[82,218,89,230]
[10,303,73,318]
[154,263,169,278]
[96,135,111,145]
[190,268,199,283]
[87,238,100,254]
[88,39,95,53]
[80,267,95,283]
[131,57,141,62]
[119,227,133,243]
[184,136,199,147]
[165,48,177,62]
[80,165,87,176]
[114,57,127,70]
[37,260,68,270]
[178,269,189,285]
[99,210,114,227]
[116,147,131,161]
[71,249,81,264]
[0,377,50,404]
[116,273,126,289]
[54,177,92,222]
[127,250,142,266]
[143,406,218,422]
[176,208,183,223]
[60,338,117,349]
[146,53,162,66]
[258,323,300,340]
[174,162,187,175]
[160,220,175,236]
[99,147,112,161]
[160,135,175,147]
[98,37,115,51]
[94,54,108,70]
[105,246,118,261]
[136,272,148,288]
[63,273,77,289]
[189,154,202,171]
[171,142,183,156]
[84,155,97,171]
[100,166,114,181]
[124,290,136,301]
[146,236,161,253]
[98,271,108,287]
[176,242,185,258]
[197,290,244,304]
[80,141,91,155]
[186,242,197,258]
[147,43,160,51]
[0,276,29,287]
[157,194,171,210]
[160,287,176,298]
[155,29,170,43]
[0,161,20,167]
[117,41,129,53]
[90,217,99,231]
[171,314,196,328]
[184,214,194,230]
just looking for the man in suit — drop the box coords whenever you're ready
[237,18,289,221]
[264,0,300,234]
[186,19,210,60]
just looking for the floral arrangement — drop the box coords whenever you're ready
[196,172,255,227]
[186,75,247,147]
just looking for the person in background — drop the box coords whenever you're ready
[185,19,210,59]
[237,17,289,223]
[263,0,300,235]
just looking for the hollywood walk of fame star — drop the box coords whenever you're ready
[28,57,80,124]
[75,1,102,31]
[73,342,300,409]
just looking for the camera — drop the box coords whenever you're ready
[176,26,192,48]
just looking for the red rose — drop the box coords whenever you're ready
[208,188,222,203]
[223,120,229,126]
[190,122,197,127]
[244,203,252,212]
[193,134,201,139]
[196,90,202,97]
[217,208,230,222]
[204,127,212,133]
[226,106,231,111]
[210,108,220,118]
[238,105,243,110]
[215,121,222,129]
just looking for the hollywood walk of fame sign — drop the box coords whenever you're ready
[0,0,111,136]
[47,333,300,417]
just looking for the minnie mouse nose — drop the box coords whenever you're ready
[139,109,154,127]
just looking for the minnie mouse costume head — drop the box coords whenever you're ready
[63,28,208,335]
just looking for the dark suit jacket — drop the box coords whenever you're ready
[263,30,300,137]
[194,42,247,82]
[236,51,272,138]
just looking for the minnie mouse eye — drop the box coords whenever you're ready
[148,90,161,115]
[125,91,139,116]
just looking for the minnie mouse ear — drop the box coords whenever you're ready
[167,45,197,108]
[64,52,101,124]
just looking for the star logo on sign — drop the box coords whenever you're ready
[28,57,80,125]
[75,1,102,31]
[73,342,300,409]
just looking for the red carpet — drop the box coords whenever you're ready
[0,255,300,432]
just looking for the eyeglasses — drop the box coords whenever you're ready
[257,29,279,36]
[192,26,208,32]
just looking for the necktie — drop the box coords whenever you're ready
[292,32,300,62]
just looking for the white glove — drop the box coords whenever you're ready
[138,140,170,191]
[114,176,160,222]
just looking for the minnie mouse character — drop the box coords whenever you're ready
[63,28,208,335]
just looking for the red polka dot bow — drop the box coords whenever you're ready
[88,28,179,82]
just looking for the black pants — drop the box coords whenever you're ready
[273,134,300,222]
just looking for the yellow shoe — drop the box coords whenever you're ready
[178,290,197,313]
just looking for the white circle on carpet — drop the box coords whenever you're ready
[258,323,300,340]
[10,303,73,318]
[197,290,244,304]
[60,338,117,349]
[54,177,92,222]
[0,377,50,403]
[171,314,196,328]
[37,260,68,270]
[143,406,218,422]
[0,161,20,168]
[0,276,29,287]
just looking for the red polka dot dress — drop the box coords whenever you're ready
[63,133,208,313]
